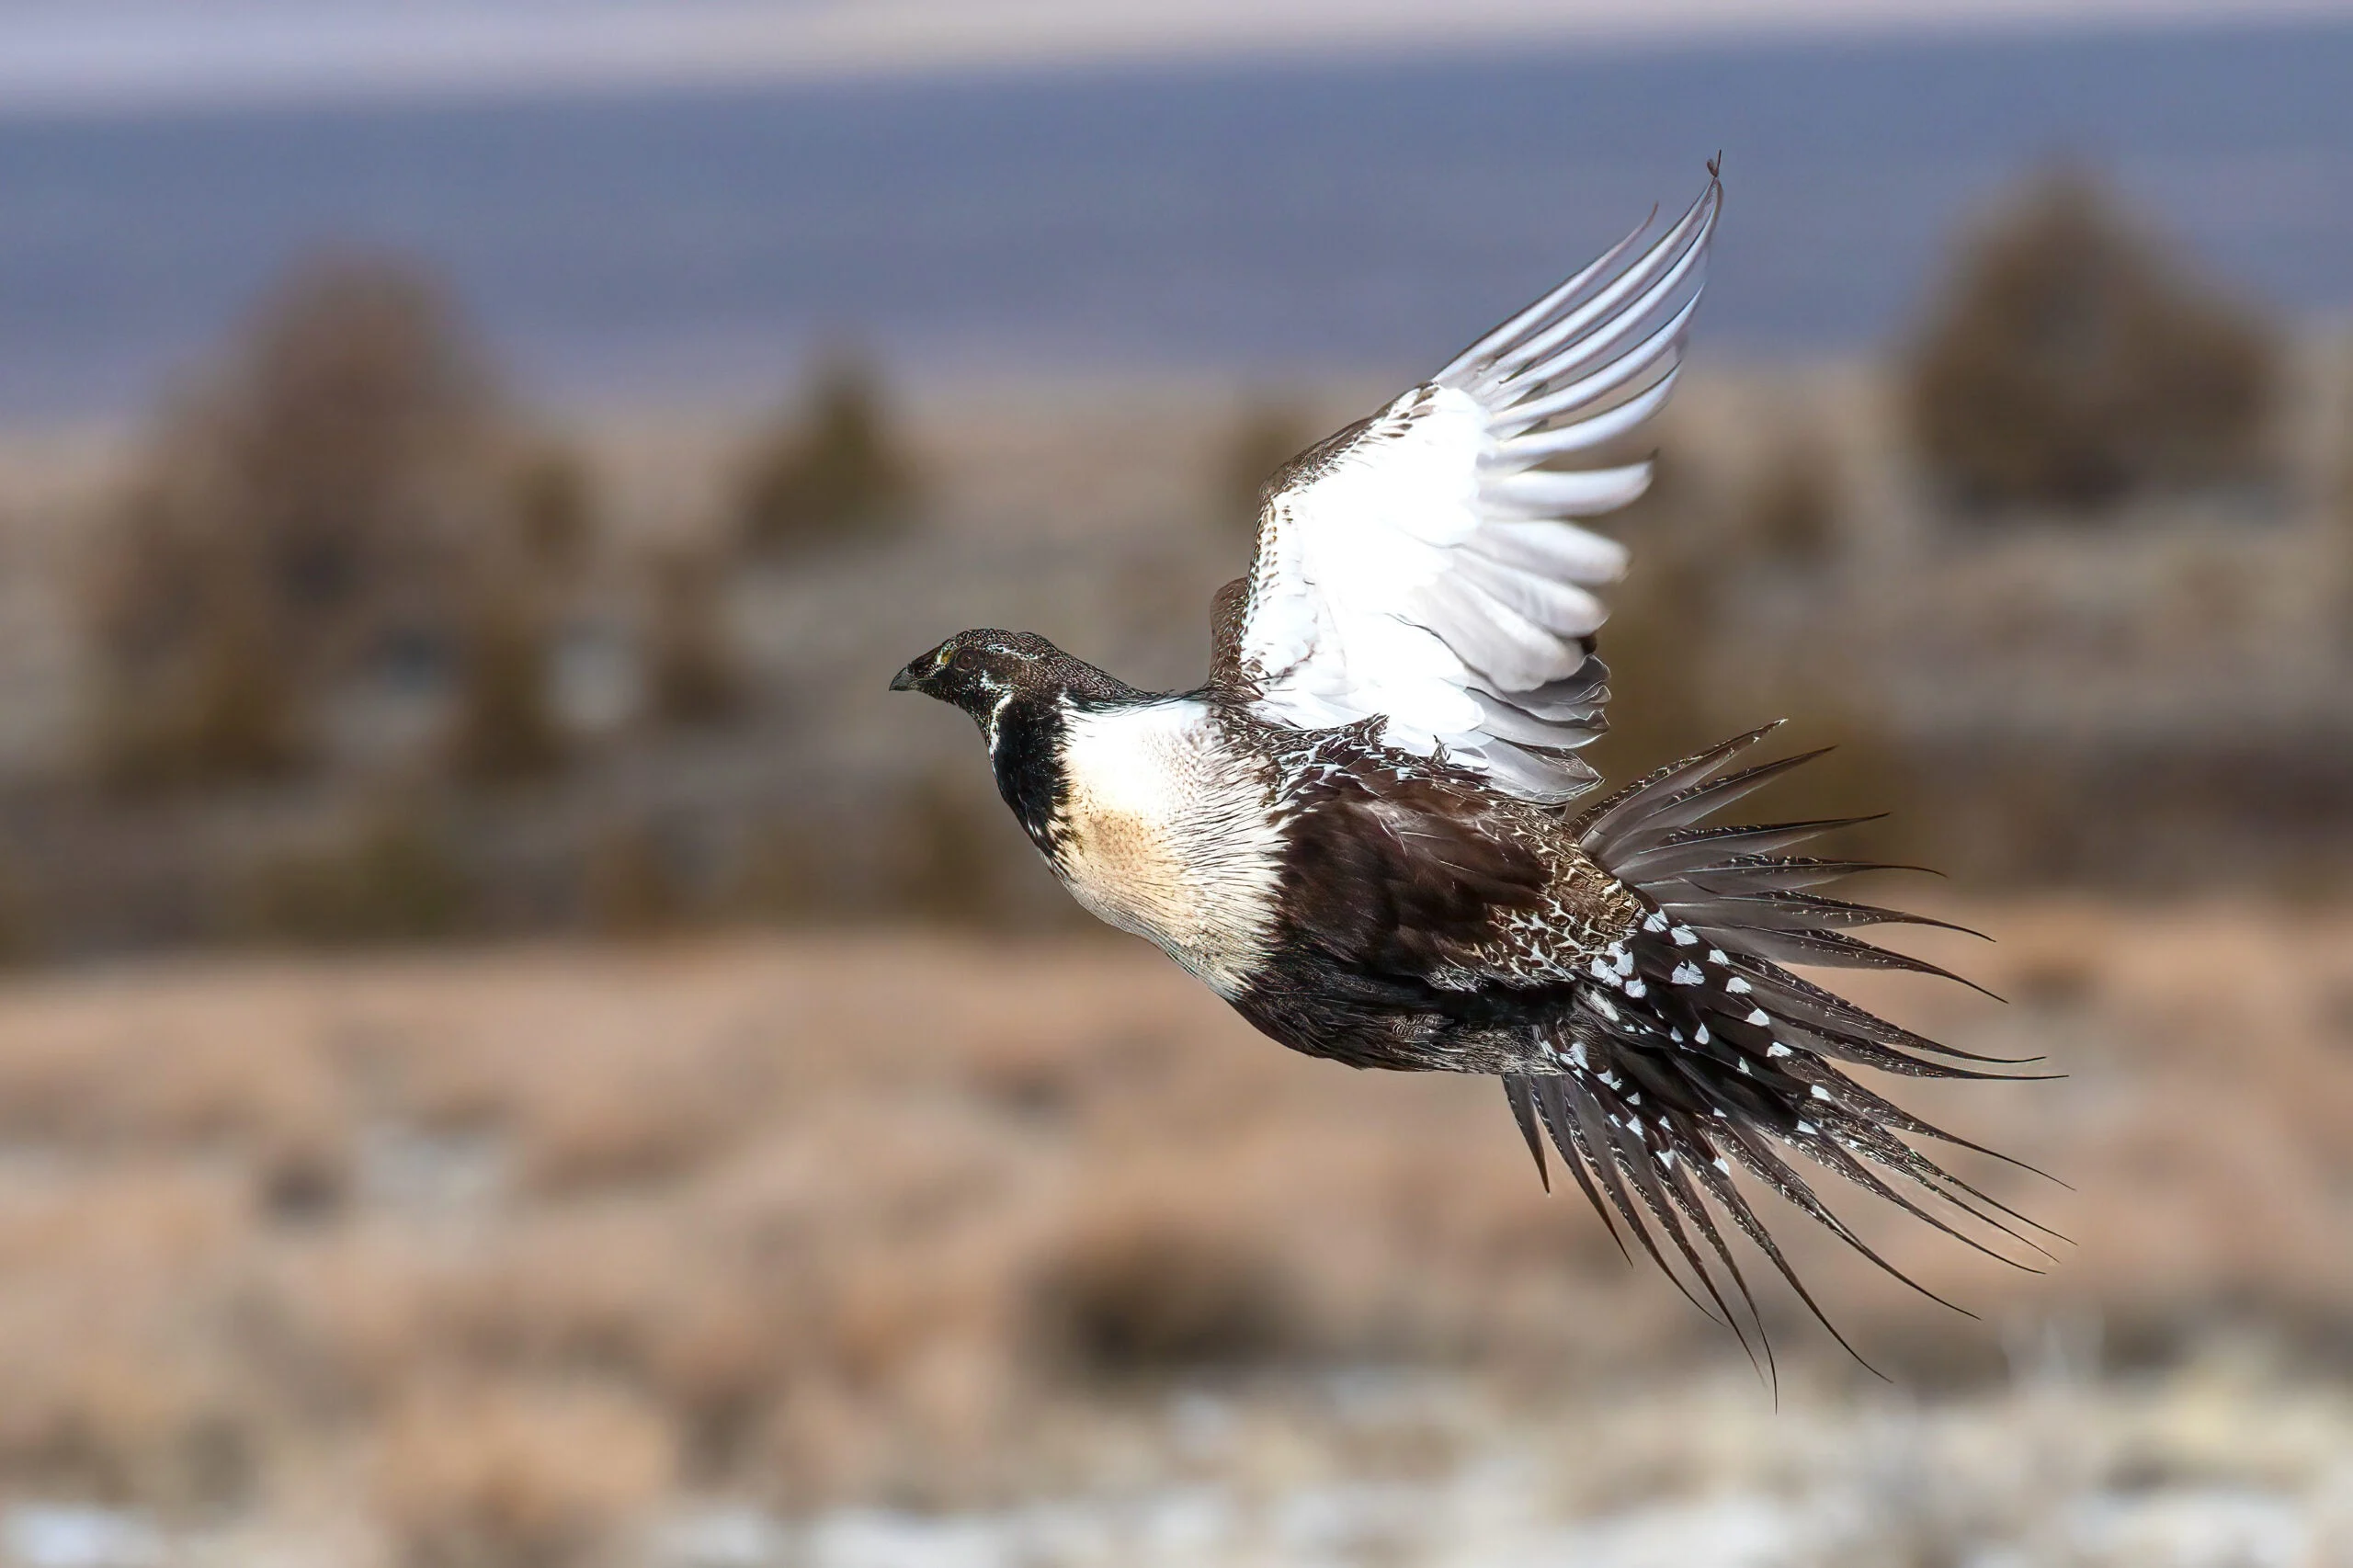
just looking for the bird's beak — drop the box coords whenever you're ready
[888,664,920,693]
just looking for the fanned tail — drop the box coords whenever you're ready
[1505,722,2061,1379]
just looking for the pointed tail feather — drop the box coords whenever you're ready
[1503,725,2055,1369]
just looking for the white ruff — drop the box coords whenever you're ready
[1051,699,1283,997]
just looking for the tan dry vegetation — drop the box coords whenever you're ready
[0,907,2342,1551]
[374,1383,675,1568]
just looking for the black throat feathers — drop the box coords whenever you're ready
[986,695,1069,858]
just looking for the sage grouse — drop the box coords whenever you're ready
[892,169,2050,1367]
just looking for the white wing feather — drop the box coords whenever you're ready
[1234,173,1722,802]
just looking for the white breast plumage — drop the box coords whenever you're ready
[1050,699,1285,997]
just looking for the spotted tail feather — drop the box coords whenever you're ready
[1504,723,2061,1376]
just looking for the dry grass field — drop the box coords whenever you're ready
[0,902,2346,1564]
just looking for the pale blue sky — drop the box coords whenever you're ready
[5,0,2351,112]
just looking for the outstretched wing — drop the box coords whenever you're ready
[1224,170,1721,803]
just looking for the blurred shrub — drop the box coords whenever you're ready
[508,444,599,578]
[0,849,40,969]
[642,547,745,728]
[724,816,828,925]
[1583,447,1933,865]
[646,1300,786,1482]
[1905,169,2280,512]
[255,1123,351,1223]
[242,807,476,945]
[1739,428,1843,563]
[580,818,686,937]
[87,253,507,787]
[0,1347,254,1511]
[446,587,564,784]
[734,357,919,556]
[722,774,1087,931]
[891,768,1017,926]
[374,1386,673,1568]
[1030,1206,1300,1377]
[1214,400,1316,538]
[91,574,307,787]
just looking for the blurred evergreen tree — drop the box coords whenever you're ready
[1906,169,2279,513]
[1740,426,1842,564]
[735,356,919,555]
[242,805,476,945]
[509,443,598,578]
[644,546,745,727]
[582,818,685,936]
[446,586,564,784]
[89,253,506,786]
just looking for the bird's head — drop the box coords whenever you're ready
[889,629,1090,720]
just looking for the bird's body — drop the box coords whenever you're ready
[894,166,2051,1365]
[990,679,1639,1062]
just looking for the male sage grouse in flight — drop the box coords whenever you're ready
[892,167,2052,1370]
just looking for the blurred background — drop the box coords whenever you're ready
[0,3,2350,1564]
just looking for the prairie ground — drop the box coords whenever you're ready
[0,901,2347,1566]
